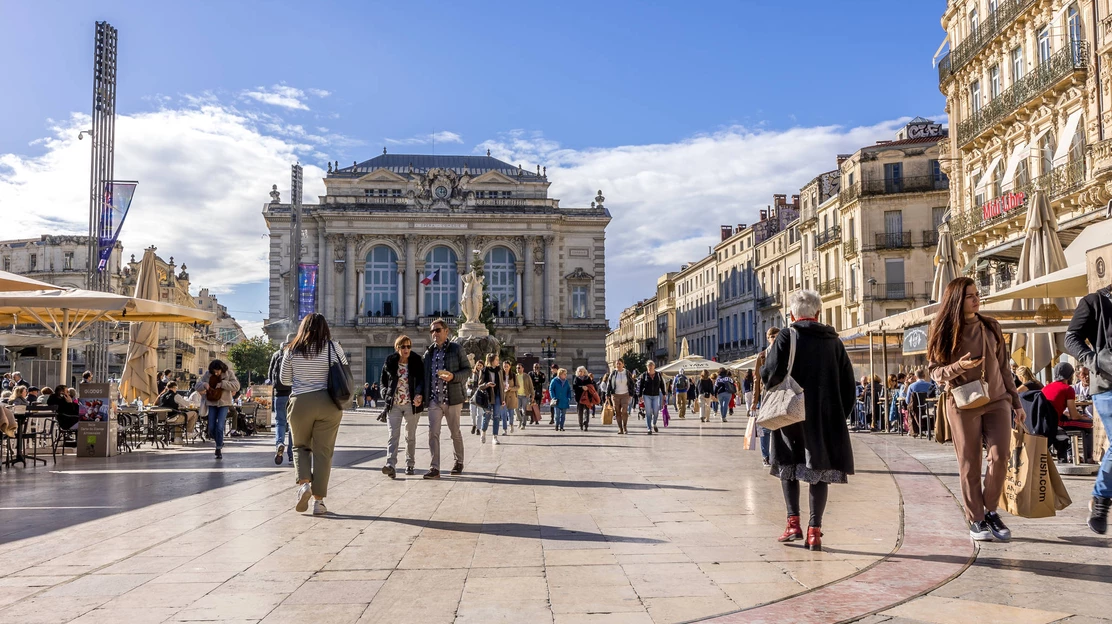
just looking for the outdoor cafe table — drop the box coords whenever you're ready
[2,405,48,467]
[118,407,174,448]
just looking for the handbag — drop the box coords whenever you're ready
[756,327,806,431]
[326,341,354,410]
[662,403,670,427]
[951,326,991,410]
[601,401,614,425]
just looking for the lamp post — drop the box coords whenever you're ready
[540,336,558,365]
[866,277,878,324]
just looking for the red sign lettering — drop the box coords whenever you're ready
[981,192,1026,220]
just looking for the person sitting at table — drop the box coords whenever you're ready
[10,386,29,406]
[1042,362,1094,463]
[0,390,12,403]
[37,386,53,404]
[158,381,199,438]
[1016,366,1043,393]
[47,385,80,430]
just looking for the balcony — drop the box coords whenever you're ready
[418,316,458,328]
[800,206,818,228]
[845,288,859,305]
[756,293,781,310]
[870,231,912,251]
[356,315,403,327]
[494,316,523,327]
[815,225,842,249]
[921,229,939,248]
[951,158,1087,239]
[940,0,1037,85]
[843,239,858,258]
[840,176,950,207]
[957,42,1090,148]
[866,282,914,300]
[818,278,842,299]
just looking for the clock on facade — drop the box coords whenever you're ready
[435,186,448,198]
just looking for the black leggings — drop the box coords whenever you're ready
[578,404,591,428]
[782,479,829,527]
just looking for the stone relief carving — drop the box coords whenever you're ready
[565,267,594,281]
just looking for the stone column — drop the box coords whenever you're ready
[404,235,417,323]
[344,235,356,323]
[515,267,524,320]
[523,236,535,323]
[543,235,556,323]
[317,225,327,321]
[324,235,336,323]
[396,266,405,319]
[416,260,427,318]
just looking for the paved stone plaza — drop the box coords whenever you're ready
[0,412,1108,623]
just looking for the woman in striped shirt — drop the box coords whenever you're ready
[280,313,348,516]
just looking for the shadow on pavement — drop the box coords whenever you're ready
[458,472,725,491]
[324,515,667,543]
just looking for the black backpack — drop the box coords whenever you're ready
[269,351,292,395]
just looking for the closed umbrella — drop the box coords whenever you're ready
[1010,191,1071,374]
[930,221,960,303]
[119,248,160,402]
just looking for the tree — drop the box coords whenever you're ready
[227,336,277,387]
[620,350,650,374]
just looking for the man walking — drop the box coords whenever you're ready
[673,369,691,419]
[380,335,424,478]
[423,318,469,479]
[529,363,547,425]
[267,336,294,465]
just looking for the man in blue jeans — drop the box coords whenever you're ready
[638,361,666,434]
[1066,288,1112,534]
[267,337,294,465]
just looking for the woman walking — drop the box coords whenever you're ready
[502,360,519,434]
[468,361,485,435]
[379,335,424,479]
[713,368,735,423]
[514,363,534,429]
[196,359,240,460]
[638,361,666,434]
[697,370,714,422]
[572,366,599,431]
[279,313,347,516]
[479,354,504,444]
[549,368,573,431]
[742,370,754,414]
[928,277,1021,542]
[761,291,855,551]
[605,359,637,434]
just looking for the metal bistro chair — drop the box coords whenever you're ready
[911,392,933,441]
[24,404,57,465]
[116,413,133,453]
[239,402,260,436]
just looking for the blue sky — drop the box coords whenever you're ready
[0,0,948,334]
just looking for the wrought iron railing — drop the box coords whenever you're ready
[845,288,858,304]
[756,293,781,309]
[419,315,458,328]
[941,0,1037,85]
[922,229,939,248]
[843,239,858,258]
[952,157,1087,239]
[818,277,842,297]
[815,225,842,249]
[873,231,912,250]
[839,176,948,206]
[866,283,914,300]
[800,206,818,227]
[494,316,523,327]
[957,42,1090,147]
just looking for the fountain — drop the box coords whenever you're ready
[452,250,501,365]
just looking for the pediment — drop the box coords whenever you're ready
[469,170,518,185]
[358,168,409,183]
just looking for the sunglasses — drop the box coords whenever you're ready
[398,345,412,350]
[430,328,444,334]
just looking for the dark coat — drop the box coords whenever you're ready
[572,375,598,405]
[1066,287,1112,395]
[422,340,470,406]
[380,351,426,414]
[637,371,666,397]
[760,321,855,478]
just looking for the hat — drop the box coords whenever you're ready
[1054,362,1075,381]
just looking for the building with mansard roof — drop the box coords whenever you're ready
[262,151,612,385]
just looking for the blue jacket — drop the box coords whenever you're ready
[548,377,574,409]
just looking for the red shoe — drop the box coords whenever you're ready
[805,527,823,551]
[777,516,803,542]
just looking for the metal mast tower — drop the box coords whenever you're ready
[289,163,304,326]
[85,21,118,382]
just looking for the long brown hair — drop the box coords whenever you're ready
[928,277,1002,364]
[289,313,332,357]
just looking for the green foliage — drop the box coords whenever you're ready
[620,350,650,375]
[227,336,277,386]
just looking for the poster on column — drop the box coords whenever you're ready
[298,263,318,320]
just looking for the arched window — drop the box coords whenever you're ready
[423,246,459,317]
[364,246,398,316]
[483,246,517,317]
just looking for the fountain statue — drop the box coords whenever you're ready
[452,251,501,366]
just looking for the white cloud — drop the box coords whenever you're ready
[385,131,464,146]
[307,89,331,98]
[0,105,327,298]
[239,320,265,338]
[242,84,310,110]
[476,119,921,322]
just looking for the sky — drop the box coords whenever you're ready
[0,0,948,336]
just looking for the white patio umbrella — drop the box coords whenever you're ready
[0,289,215,388]
[930,221,960,303]
[656,339,721,374]
[119,248,160,402]
[1010,190,1071,374]
[0,270,63,292]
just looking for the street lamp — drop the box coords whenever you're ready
[540,336,558,364]
[866,277,877,323]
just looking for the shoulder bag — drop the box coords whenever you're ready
[950,325,991,410]
[756,327,806,430]
[326,341,355,410]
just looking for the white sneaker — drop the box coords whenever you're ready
[492,436,499,445]
[295,482,312,513]
[312,499,328,516]
[481,431,487,444]
[510,424,516,433]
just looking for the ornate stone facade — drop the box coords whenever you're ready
[263,153,611,384]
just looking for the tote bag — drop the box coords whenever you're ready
[756,328,806,431]
[1000,426,1072,518]
[326,341,355,410]
[601,401,614,425]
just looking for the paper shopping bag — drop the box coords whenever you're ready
[743,415,757,450]
[1000,426,1071,518]
[602,402,614,425]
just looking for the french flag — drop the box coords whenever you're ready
[420,269,440,286]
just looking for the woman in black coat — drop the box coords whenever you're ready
[760,290,855,552]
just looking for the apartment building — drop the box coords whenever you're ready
[715,225,757,362]
[673,254,718,359]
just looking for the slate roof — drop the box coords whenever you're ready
[333,154,541,178]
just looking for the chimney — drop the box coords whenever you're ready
[760,209,767,221]
[773,194,787,207]
[836,154,851,167]
[736,223,746,231]
[791,194,800,206]
[721,225,733,241]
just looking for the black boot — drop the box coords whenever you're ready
[1090,496,1111,535]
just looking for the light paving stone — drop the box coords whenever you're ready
[880,596,1072,624]
[548,583,646,614]
[260,603,367,624]
[642,594,740,624]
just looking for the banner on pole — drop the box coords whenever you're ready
[298,263,318,319]
[98,181,138,271]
